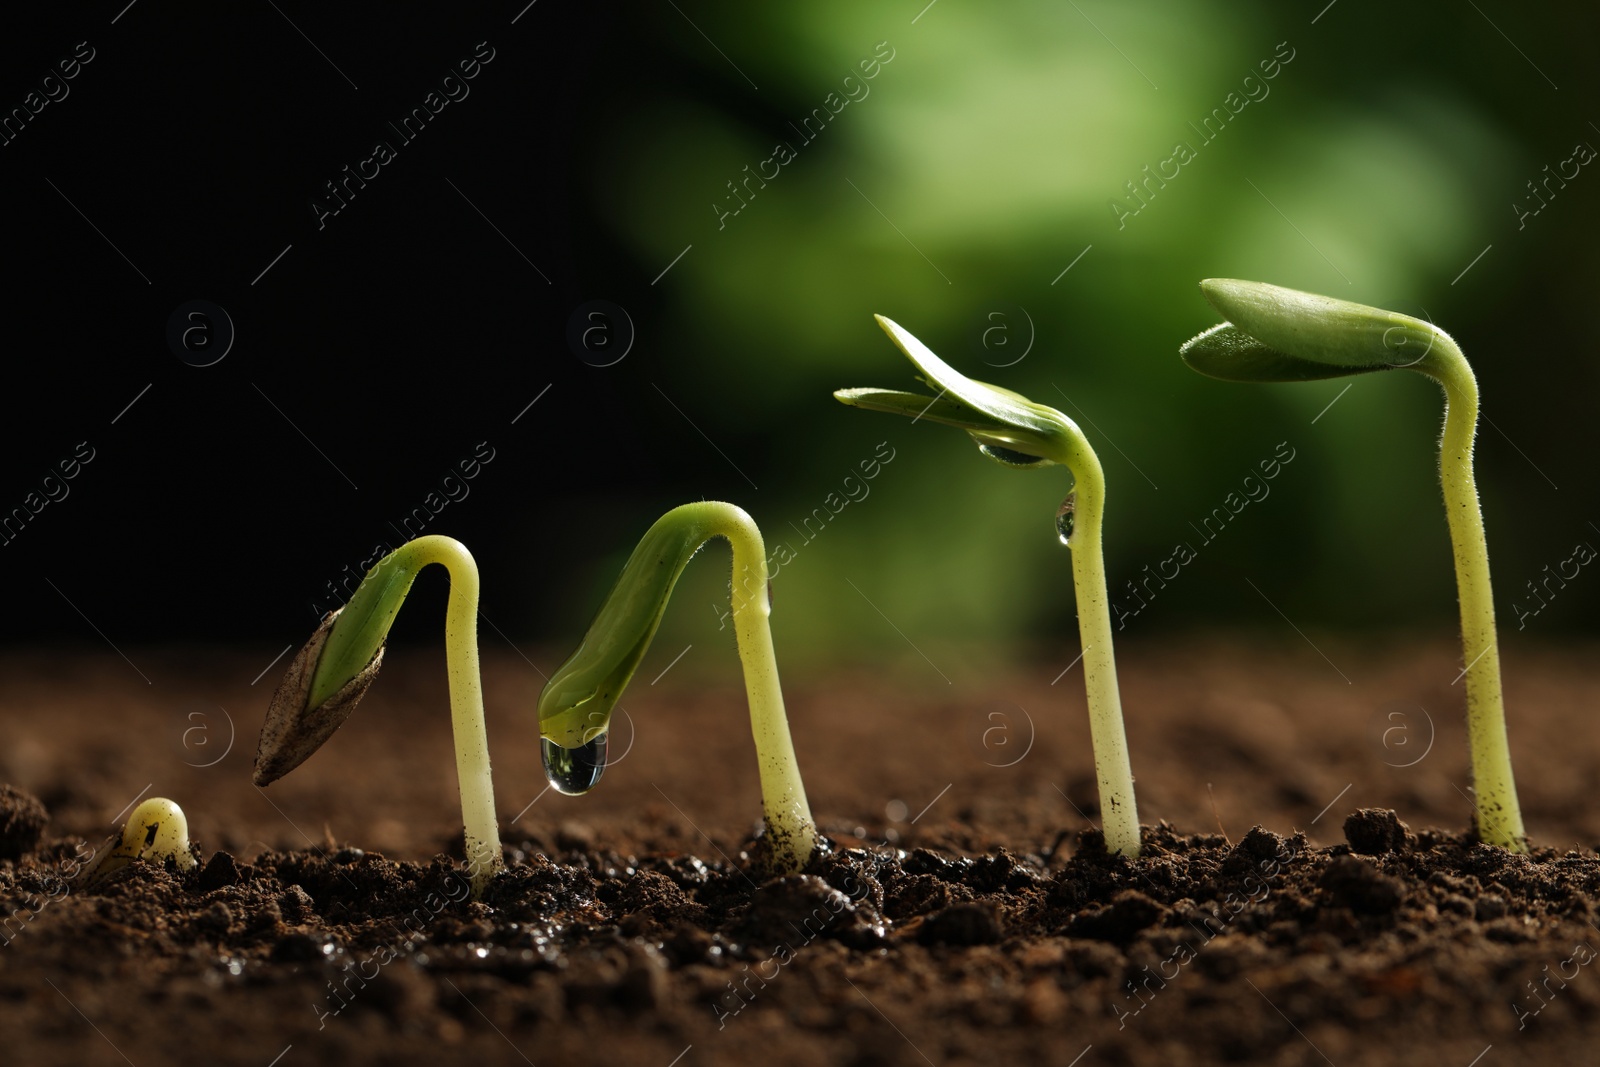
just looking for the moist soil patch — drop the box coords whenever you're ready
[1,639,1597,1065]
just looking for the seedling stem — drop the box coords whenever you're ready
[836,316,1141,857]
[538,502,819,872]
[1048,439,1140,858]
[1420,346,1523,848]
[1180,279,1525,850]
[259,535,503,894]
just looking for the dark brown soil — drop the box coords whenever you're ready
[2,638,1598,1065]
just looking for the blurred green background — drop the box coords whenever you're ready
[6,2,1594,673]
[551,0,1599,669]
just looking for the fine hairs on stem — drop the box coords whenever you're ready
[1181,278,1525,851]
[255,535,503,894]
[537,501,820,875]
[836,315,1141,857]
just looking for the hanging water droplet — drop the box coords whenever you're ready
[976,442,1048,469]
[1055,492,1077,545]
[541,732,608,795]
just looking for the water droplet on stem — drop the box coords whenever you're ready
[541,733,608,795]
[1056,492,1076,545]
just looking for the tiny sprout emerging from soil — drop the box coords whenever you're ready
[538,501,820,874]
[835,315,1141,858]
[1181,278,1525,852]
[255,535,502,894]
[80,797,197,886]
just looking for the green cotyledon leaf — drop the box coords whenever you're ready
[836,316,1092,469]
[537,503,728,748]
[1182,279,1446,381]
[831,387,1004,432]
[871,314,1064,434]
[1180,323,1392,383]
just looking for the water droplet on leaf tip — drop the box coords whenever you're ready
[541,733,608,795]
[1056,492,1076,546]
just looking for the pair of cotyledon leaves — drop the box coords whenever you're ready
[836,315,1076,471]
[837,279,1448,463]
[1178,279,1447,381]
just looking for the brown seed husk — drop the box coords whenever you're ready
[253,609,384,786]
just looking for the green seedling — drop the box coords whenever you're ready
[255,535,503,893]
[80,797,197,886]
[835,315,1142,857]
[1180,278,1525,851]
[538,501,820,874]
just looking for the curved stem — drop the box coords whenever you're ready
[1420,346,1525,850]
[1049,436,1140,857]
[537,502,819,873]
[700,505,820,871]
[318,535,504,892]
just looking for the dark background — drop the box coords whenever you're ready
[1,2,1596,676]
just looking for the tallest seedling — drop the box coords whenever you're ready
[1181,279,1525,851]
[836,316,1140,857]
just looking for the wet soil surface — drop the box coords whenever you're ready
[2,638,1598,1065]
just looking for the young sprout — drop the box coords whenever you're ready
[538,502,820,874]
[80,797,198,886]
[255,535,503,894]
[835,315,1142,858]
[1180,278,1525,851]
